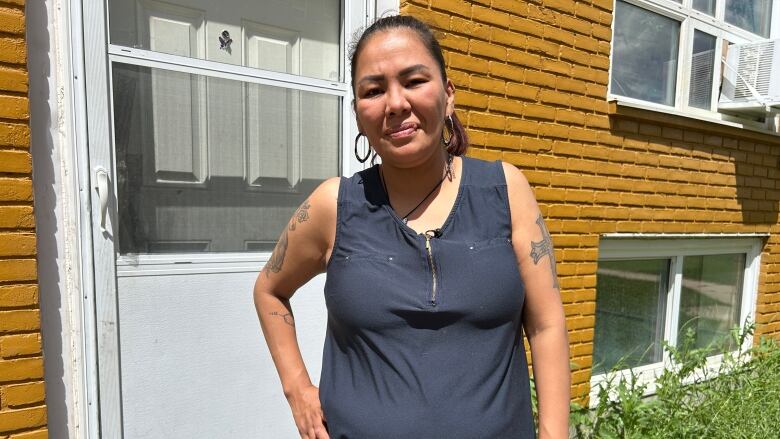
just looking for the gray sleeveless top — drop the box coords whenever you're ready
[319,157,534,438]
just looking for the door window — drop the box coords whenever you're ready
[107,0,345,254]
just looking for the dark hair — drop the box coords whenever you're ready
[349,15,469,156]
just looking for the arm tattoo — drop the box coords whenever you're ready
[529,214,560,290]
[269,311,295,327]
[264,199,311,278]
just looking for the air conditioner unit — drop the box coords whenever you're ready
[719,39,780,116]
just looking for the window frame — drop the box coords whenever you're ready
[608,0,780,128]
[589,236,763,403]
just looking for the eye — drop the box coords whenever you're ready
[407,77,428,87]
[362,88,382,98]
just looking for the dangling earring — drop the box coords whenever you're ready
[354,133,371,163]
[441,115,454,147]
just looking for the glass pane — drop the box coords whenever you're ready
[725,0,773,37]
[111,62,341,254]
[692,0,716,16]
[593,259,670,374]
[611,1,680,106]
[688,30,717,110]
[678,254,745,352]
[108,0,343,81]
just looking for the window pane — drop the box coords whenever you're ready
[688,31,717,110]
[111,62,341,254]
[611,1,680,106]
[108,0,343,81]
[725,0,773,37]
[679,254,745,352]
[692,0,716,16]
[593,259,670,374]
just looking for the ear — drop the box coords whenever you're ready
[444,79,456,116]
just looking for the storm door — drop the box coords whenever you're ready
[81,0,368,436]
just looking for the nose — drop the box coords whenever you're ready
[385,83,411,117]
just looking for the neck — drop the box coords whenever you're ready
[380,149,451,199]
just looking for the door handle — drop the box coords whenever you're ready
[94,167,109,233]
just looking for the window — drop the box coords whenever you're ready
[609,0,779,121]
[591,237,761,392]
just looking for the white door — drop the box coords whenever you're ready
[81,0,369,437]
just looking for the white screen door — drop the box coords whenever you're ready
[81,0,369,436]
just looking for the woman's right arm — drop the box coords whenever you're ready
[253,177,339,439]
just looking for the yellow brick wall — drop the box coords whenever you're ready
[403,0,780,401]
[0,0,48,437]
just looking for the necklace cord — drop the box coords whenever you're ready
[380,154,453,223]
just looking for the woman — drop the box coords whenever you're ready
[254,15,570,439]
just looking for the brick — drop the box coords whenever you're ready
[467,148,502,162]
[0,95,28,120]
[468,112,505,131]
[469,39,506,61]
[455,90,488,110]
[0,31,24,62]
[520,137,554,153]
[2,381,45,407]
[449,52,489,74]
[489,27,525,48]
[0,260,36,282]
[523,103,556,121]
[487,61,524,82]
[538,122,569,139]
[491,0,525,14]
[538,88,571,107]
[0,334,40,358]
[0,122,30,148]
[430,0,471,18]
[0,310,39,334]
[0,357,43,382]
[469,75,504,94]
[0,286,37,309]
[545,0,577,14]
[472,5,511,28]
[9,428,48,439]
[508,16,543,36]
[0,232,36,257]
[485,133,521,150]
[0,179,32,202]
[541,58,572,76]
[536,155,568,171]
[0,150,30,175]
[505,83,539,101]
[525,36,560,58]
[507,48,542,69]
[0,6,25,35]
[403,4,450,30]
[506,118,539,135]
[543,25,576,45]
[438,33,469,52]
[502,151,536,168]
[488,96,523,115]
[0,206,35,229]
[0,406,46,433]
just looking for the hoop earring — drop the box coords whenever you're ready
[442,115,454,147]
[354,133,372,163]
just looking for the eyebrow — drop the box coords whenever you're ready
[356,64,432,87]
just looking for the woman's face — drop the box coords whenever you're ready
[353,29,455,167]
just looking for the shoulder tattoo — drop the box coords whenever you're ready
[264,199,311,278]
[529,213,560,290]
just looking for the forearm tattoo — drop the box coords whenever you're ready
[264,199,311,278]
[529,214,560,290]
[269,311,295,327]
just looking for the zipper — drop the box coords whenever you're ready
[424,230,438,305]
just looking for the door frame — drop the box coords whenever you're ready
[72,0,398,436]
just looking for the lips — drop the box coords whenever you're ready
[385,122,418,139]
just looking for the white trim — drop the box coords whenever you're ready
[589,235,763,406]
[108,45,348,95]
[608,98,780,136]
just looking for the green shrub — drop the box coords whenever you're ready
[565,325,780,439]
